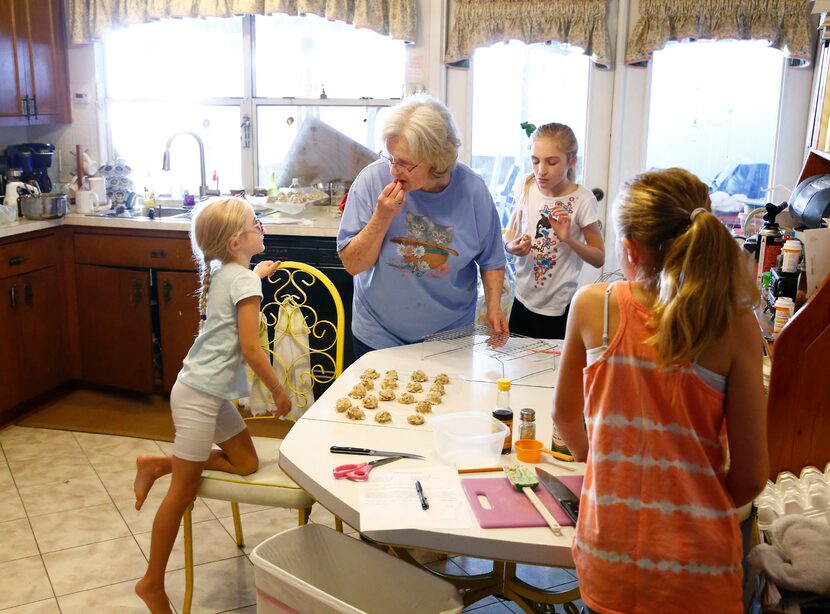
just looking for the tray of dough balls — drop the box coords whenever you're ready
[333,368,456,428]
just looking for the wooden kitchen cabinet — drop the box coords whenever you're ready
[0,0,70,126]
[0,233,69,417]
[75,264,156,393]
[157,270,201,392]
[73,230,200,394]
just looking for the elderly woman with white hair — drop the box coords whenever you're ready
[337,94,508,358]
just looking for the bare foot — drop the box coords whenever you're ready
[135,576,172,613]
[134,455,171,511]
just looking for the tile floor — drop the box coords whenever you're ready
[0,425,581,613]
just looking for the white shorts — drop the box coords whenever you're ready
[171,380,246,462]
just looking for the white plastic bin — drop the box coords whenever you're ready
[251,524,463,613]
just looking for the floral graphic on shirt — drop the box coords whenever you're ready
[388,212,459,278]
[530,197,575,286]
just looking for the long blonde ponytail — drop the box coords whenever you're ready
[189,197,252,327]
[614,168,758,366]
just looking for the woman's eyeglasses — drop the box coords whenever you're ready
[379,151,420,173]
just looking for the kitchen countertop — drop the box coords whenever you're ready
[0,203,344,240]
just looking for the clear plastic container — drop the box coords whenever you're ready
[431,411,510,469]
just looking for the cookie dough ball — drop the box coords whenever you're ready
[362,395,379,409]
[411,369,429,382]
[407,414,425,425]
[346,406,366,420]
[399,392,416,404]
[415,400,433,414]
[381,378,398,389]
[375,410,392,424]
[378,389,396,401]
[360,377,375,390]
[406,382,423,393]
[429,383,445,396]
[335,398,352,413]
[434,373,451,385]
[348,385,366,399]
[361,368,380,379]
[426,392,442,405]
[522,234,532,242]
[384,370,398,380]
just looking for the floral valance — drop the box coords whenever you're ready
[445,0,612,69]
[67,0,417,45]
[626,0,813,67]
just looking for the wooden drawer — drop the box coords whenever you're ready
[74,234,195,270]
[0,236,57,279]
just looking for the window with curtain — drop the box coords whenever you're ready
[102,14,406,199]
[470,41,591,228]
[645,40,785,232]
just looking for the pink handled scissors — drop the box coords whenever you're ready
[332,455,405,481]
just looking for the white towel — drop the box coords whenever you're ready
[748,514,830,596]
[241,297,315,421]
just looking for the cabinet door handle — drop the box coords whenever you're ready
[24,282,32,305]
[9,286,16,309]
[132,281,143,304]
[150,250,166,259]
[30,96,37,119]
[162,279,172,304]
[8,255,26,266]
[21,96,29,117]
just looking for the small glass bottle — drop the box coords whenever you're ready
[518,408,536,441]
[493,378,512,454]
[551,424,572,458]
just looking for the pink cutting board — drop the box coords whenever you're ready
[461,475,584,529]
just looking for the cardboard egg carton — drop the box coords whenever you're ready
[755,464,830,530]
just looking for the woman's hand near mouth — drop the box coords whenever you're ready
[377,180,406,218]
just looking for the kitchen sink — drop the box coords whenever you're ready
[85,205,194,219]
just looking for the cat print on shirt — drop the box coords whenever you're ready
[388,213,459,278]
[429,223,454,248]
[406,213,433,241]
[529,197,576,285]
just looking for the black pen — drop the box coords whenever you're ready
[415,480,429,510]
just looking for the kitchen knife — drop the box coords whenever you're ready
[329,446,425,460]
[535,467,580,523]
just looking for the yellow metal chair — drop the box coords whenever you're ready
[181,261,346,614]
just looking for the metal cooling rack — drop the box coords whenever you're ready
[421,325,560,378]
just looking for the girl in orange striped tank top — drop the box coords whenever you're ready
[554,168,768,613]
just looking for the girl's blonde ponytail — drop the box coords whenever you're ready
[189,197,252,330]
[615,168,758,366]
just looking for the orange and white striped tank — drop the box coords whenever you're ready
[574,282,742,614]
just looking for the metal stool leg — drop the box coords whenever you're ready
[183,501,195,614]
[230,501,244,547]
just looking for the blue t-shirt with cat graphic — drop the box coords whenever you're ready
[337,159,506,349]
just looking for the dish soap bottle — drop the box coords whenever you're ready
[267,171,279,198]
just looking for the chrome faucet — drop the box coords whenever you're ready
[162,131,208,199]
